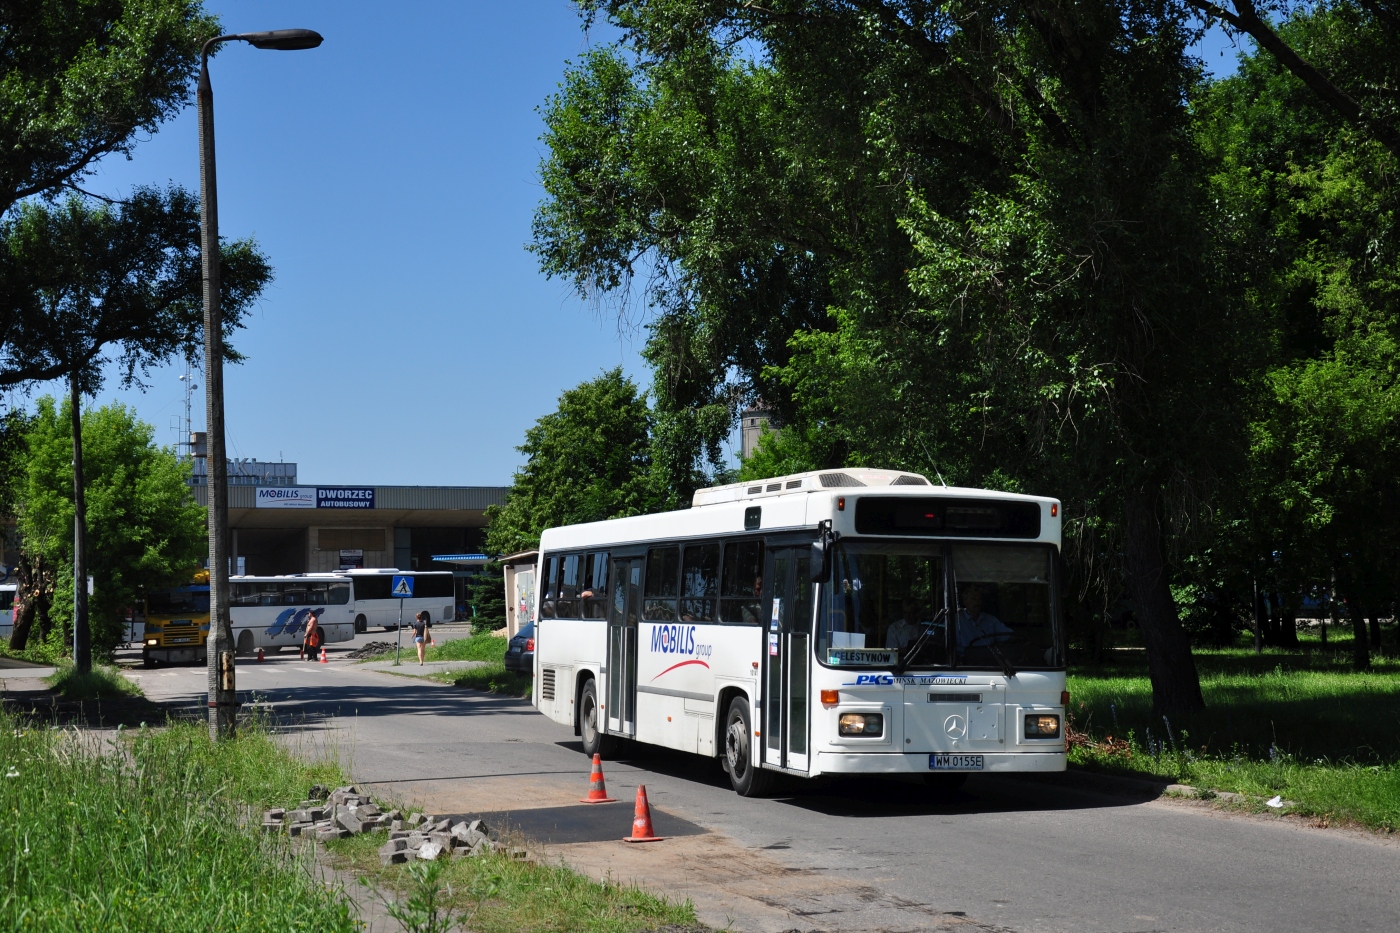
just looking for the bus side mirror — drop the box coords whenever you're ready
[811,521,836,584]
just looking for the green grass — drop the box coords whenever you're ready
[360,632,508,664]
[326,830,700,933]
[45,661,145,700]
[1067,642,1400,830]
[0,711,354,931]
[430,662,533,698]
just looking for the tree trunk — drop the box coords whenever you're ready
[8,557,36,651]
[1122,486,1205,713]
[1261,590,1280,646]
[1278,594,1300,648]
[70,373,91,673]
[1249,580,1263,654]
[1368,615,1382,651]
[1350,602,1371,670]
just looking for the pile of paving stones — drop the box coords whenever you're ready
[344,641,397,659]
[261,784,393,840]
[260,784,518,865]
[376,815,504,865]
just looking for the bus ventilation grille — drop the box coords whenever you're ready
[892,475,930,485]
[541,668,556,701]
[819,472,867,488]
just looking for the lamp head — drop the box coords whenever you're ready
[239,29,323,50]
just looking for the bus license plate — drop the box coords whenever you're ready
[930,754,983,771]
[171,637,191,644]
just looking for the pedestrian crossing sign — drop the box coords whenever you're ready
[392,575,414,597]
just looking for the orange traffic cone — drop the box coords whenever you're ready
[256,647,265,663]
[580,754,617,803]
[622,784,665,843]
[319,645,328,664]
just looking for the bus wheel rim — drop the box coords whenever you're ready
[726,718,747,776]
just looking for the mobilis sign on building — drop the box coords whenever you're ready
[255,487,376,509]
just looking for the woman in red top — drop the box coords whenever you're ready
[300,610,322,660]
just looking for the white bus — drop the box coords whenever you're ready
[229,574,357,655]
[0,583,15,642]
[342,570,457,632]
[531,468,1066,796]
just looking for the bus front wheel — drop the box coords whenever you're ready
[578,679,615,758]
[236,630,255,657]
[354,614,368,634]
[724,697,773,797]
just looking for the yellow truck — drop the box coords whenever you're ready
[142,571,211,667]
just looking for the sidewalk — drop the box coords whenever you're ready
[357,658,490,677]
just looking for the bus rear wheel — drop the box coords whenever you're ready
[724,697,773,797]
[236,630,255,657]
[354,614,368,634]
[578,679,615,758]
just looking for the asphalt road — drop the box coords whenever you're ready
[126,633,1400,933]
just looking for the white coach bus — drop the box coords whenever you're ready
[531,469,1066,796]
[228,574,357,655]
[343,569,457,632]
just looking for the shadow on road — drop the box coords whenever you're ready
[556,737,1142,818]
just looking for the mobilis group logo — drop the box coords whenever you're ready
[648,623,713,680]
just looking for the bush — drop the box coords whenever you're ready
[45,661,143,700]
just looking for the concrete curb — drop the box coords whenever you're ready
[1006,767,1294,809]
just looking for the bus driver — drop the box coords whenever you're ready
[956,585,1013,649]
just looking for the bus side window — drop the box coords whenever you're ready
[643,546,680,621]
[720,539,764,624]
[583,551,609,619]
[558,554,581,618]
[540,555,559,619]
[680,542,718,622]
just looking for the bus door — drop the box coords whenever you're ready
[763,547,812,773]
[606,557,642,737]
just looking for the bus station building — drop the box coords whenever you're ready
[191,482,508,617]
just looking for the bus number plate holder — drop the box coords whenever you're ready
[930,754,983,770]
[171,637,192,644]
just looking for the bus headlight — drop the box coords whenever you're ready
[838,712,883,737]
[1025,714,1060,738]
[146,639,158,646]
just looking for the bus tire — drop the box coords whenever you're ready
[724,696,773,797]
[355,614,368,634]
[578,679,615,758]
[142,654,154,669]
[236,630,255,657]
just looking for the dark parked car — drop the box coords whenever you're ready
[503,621,534,673]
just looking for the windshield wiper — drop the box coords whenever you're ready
[892,606,947,675]
[987,642,1017,679]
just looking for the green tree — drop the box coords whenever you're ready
[536,1,1253,711]
[0,2,272,671]
[465,561,508,633]
[485,369,662,555]
[0,0,222,383]
[1196,4,1400,666]
[11,398,205,658]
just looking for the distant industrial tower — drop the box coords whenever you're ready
[740,402,781,459]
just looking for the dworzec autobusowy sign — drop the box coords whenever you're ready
[254,487,375,509]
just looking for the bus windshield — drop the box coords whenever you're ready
[817,541,1060,670]
[147,588,211,616]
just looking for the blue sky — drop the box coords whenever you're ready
[17,3,1245,488]
[26,1,645,488]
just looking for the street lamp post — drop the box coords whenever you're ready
[198,28,322,740]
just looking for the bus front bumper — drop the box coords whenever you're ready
[815,751,1065,774]
[144,646,206,664]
